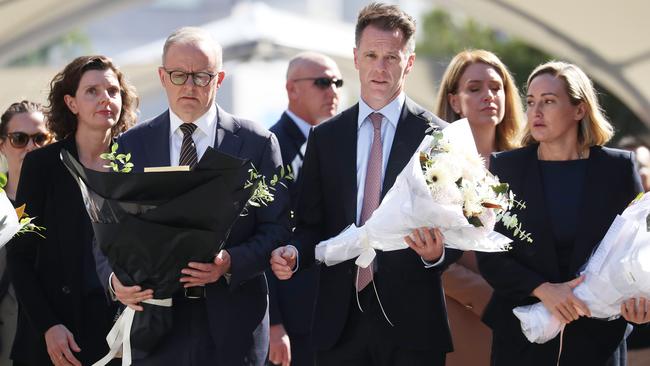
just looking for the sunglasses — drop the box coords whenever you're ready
[164,69,216,87]
[293,77,344,89]
[3,132,50,148]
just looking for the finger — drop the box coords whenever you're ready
[281,248,296,260]
[128,303,144,312]
[61,343,81,366]
[432,228,444,247]
[556,305,573,324]
[186,262,214,271]
[67,332,81,353]
[420,227,436,248]
[572,297,591,317]
[404,235,421,254]
[567,275,585,289]
[269,347,279,364]
[271,255,289,266]
[413,228,425,246]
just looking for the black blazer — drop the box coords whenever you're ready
[93,106,290,362]
[266,112,317,335]
[477,144,643,365]
[7,137,118,365]
[293,98,460,352]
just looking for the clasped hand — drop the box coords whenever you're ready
[533,276,591,324]
[112,250,231,311]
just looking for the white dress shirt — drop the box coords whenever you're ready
[356,93,405,225]
[356,93,443,268]
[169,104,218,165]
[284,109,312,139]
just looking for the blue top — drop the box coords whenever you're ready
[539,158,588,279]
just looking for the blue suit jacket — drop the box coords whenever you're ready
[266,112,318,335]
[94,106,290,363]
[477,144,643,365]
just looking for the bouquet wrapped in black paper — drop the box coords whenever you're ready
[60,147,257,365]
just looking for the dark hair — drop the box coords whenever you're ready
[1,100,44,136]
[47,55,138,140]
[355,2,416,53]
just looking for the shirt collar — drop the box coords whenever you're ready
[169,103,217,137]
[285,109,313,138]
[357,92,405,129]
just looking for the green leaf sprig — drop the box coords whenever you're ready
[100,143,133,173]
[244,165,294,213]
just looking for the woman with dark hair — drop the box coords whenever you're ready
[477,61,650,365]
[435,49,524,366]
[7,55,138,366]
[0,100,50,366]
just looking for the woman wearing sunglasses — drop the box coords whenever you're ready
[0,100,50,366]
[7,55,138,366]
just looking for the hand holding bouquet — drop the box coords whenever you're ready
[315,119,530,268]
[513,193,650,344]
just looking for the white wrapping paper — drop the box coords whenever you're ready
[0,190,20,250]
[315,119,513,268]
[513,194,650,344]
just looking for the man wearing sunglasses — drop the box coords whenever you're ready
[93,27,289,366]
[266,52,342,366]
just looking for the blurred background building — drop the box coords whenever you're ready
[1,0,649,143]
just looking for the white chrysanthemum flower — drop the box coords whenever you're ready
[433,153,462,183]
[430,181,463,205]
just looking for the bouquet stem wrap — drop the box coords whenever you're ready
[315,119,513,267]
[513,194,650,344]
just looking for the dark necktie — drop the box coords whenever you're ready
[179,123,198,169]
[356,112,383,292]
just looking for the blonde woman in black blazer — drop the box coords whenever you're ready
[477,61,650,366]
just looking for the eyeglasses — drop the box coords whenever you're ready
[164,69,217,87]
[293,77,344,89]
[3,132,50,148]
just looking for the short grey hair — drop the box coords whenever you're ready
[162,27,223,70]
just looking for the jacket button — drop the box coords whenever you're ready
[61,286,71,294]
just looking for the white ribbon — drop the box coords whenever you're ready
[93,298,172,366]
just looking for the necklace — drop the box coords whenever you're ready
[537,146,584,161]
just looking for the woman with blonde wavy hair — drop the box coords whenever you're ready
[477,61,649,365]
[435,49,524,366]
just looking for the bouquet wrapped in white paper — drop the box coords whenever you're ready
[513,193,650,344]
[315,119,530,268]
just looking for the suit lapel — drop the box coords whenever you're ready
[569,147,605,274]
[340,105,359,225]
[520,147,561,279]
[281,113,307,159]
[382,99,428,197]
[144,111,171,167]
[215,105,243,156]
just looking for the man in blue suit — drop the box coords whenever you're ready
[94,27,289,365]
[267,52,342,366]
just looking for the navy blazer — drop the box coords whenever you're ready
[293,98,461,353]
[266,112,317,335]
[8,137,118,365]
[477,144,643,365]
[94,106,290,362]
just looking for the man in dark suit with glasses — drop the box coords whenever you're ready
[93,26,289,366]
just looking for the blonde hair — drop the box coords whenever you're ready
[435,49,524,151]
[522,61,613,148]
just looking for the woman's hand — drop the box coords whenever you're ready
[532,276,591,324]
[44,324,81,366]
[621,297,650,324]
